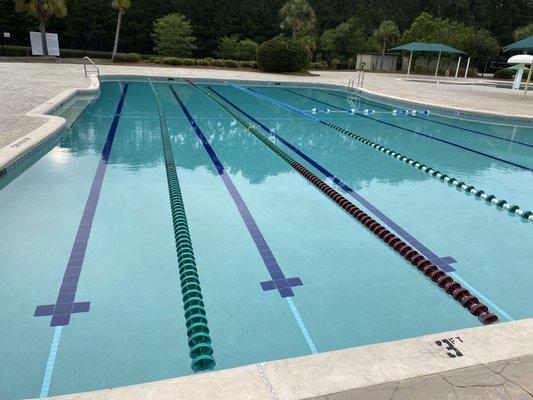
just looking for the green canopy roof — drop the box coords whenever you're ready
[504,36,533,52]
[388,42,466,54]
[506,64,529,71]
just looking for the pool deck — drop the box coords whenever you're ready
[1,60,532,399]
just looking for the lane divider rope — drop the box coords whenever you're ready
[207,85,514,322]
[168,84,317,354]
[188,80,499,325]
[231,83,533,223]
[317,88,533,149]
[148,79,215,372]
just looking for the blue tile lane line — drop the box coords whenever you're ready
[315,88,533,149]
[168,85,303,298]
[281,88,533,172]
[207,86,457,272]
[34,83,129,326]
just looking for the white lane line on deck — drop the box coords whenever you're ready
[450,272,514,322]
[286,297,318,354]
[39,326,63,398]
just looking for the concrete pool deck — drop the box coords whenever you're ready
[0,60,532,399]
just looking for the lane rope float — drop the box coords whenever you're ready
[188,80,499,325]
[230,83,533,223]
[148,79,215,372]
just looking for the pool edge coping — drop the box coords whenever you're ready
[0,73,100,173]
[39,317,533,400]
[1,72,532,175]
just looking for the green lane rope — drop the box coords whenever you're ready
[322,120,532,222]
[186,80,498,325]
[148,79,215,372]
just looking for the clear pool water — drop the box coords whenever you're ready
[1,79,532,399]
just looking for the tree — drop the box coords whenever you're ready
[279,0,316,41]
[15,0,67,56]
[373,20,400,70]
[111,0,130,59]
[514,23,533,41]
[152,13,196,57]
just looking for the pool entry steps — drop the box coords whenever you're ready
[230,84,533,222]
[148,80,215,372]
[187,80,499,326]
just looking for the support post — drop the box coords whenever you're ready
[407,51,413,76]
[455,56,461,78]
[464,57,471,78]
[435,51,441,77]
[524,62,532,99]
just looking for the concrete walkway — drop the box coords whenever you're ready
[0,60,532,149]
[309,355,533,400]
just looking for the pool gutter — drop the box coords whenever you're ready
[38,317,533,400]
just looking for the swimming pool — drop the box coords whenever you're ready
[1,78,532,399]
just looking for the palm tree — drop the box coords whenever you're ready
[111,0,131,59]
[15,0,67,56]
[373,20,400,70]
[514,23,533,41]
[279,0,316,41]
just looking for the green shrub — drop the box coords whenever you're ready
[249,61,258,69]
[239,60,251,68]
[236,39,258,61]
[204,57,215,64]
[212,59,226,67]
[181,58,195,65]
[112,53,141,63]
[195,58,210,66]
[161,57,182,65]
[310,60,328,69]
[494,68,515,79]
[152,13,196,57]
[225,59,239,68]
[256,36,311,72]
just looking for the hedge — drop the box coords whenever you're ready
[256,36,311,72]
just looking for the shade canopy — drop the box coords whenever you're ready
[504,36,533,52]
[506,64,529,71]
[388,42,466,54]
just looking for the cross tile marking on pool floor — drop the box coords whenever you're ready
[169,84,303,297]
[34,83,129,326]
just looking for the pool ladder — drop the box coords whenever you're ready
[347,70,364,109]
[83,56,100,77]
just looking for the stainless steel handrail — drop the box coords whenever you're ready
[347,69,364,108]
[83,56,100,77]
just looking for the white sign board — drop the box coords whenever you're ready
[3,32,10,38]
[30,32,60,56]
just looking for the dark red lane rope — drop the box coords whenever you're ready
[189,80,499,325]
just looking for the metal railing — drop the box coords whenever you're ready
[347,69,364,109]
[83,56,100,77]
